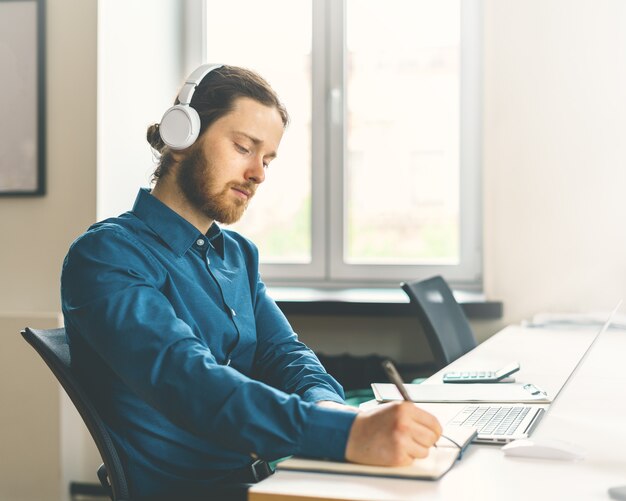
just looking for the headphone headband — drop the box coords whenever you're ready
[177,63,224,105]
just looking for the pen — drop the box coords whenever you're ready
[381,359,413,402]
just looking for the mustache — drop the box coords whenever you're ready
[229,181,257,198]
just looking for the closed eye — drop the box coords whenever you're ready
[264,154,277,169]
[235,143,250,154]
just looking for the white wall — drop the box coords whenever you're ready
[483,0,626,325]
[97,0,185,220]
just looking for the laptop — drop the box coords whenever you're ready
[448,300,622,444]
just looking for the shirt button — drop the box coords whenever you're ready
[231,308,237,317]
[196,239,205,246]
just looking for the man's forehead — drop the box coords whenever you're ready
[214,98,278,126]
[217,98,283,147]
[229,96,276,117]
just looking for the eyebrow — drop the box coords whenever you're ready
[234,131,278,159]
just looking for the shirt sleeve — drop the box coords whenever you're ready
[251,277,348,405]
[61,225,356,461]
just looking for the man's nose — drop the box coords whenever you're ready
[246,157,266,184]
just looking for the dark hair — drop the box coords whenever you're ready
[147,65,289,181]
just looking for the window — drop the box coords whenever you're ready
[201,0,482,288]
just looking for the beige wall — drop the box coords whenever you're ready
[1,1,97,499]
[1,314,63,501]
[0,0,97,314]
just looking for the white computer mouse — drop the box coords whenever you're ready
[609,485,626,501]
[501,438,586,461]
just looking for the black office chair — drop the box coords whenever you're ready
[21,327,130,501]
[21,327,255,501]
[400,275,478,370]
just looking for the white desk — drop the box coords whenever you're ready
[249,325,626,501]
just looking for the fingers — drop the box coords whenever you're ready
[410,421,439,450]
[409,403,443,436]
[401,438,431,461]
[398,402,442,441]
[397,402,442,458]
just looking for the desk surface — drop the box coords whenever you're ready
[249,325,626,501]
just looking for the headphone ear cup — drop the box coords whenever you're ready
[159,104,201,150]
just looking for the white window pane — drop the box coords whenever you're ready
[345,0,461,265]
[205,1,312,263]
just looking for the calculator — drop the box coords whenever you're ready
[442,362,520,383]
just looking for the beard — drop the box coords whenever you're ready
[177,147,256,225]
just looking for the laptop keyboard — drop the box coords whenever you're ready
[450,405,531,436]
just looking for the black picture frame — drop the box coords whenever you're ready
[0,0,45,196]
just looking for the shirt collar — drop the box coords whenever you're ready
[131,188,225,258]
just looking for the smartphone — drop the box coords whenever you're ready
[442,362,520,383]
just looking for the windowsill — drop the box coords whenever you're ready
[268,286,503,320]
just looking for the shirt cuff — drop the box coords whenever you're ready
[297,404,357,461]
[301,386,345,404]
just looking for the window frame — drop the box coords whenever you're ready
[193,0,483,289]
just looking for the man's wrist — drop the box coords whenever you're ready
[316,400,360,412]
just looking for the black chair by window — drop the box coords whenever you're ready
[21,327,130,501]
[400,275,478,370]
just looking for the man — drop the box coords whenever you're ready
[61,64,441,500]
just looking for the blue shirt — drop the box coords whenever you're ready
[61,188,356,499]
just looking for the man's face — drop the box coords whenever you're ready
[177,97,284,225]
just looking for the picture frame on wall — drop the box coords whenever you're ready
[0,0,45,196]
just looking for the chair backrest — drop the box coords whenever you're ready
[21,327,130,501]
[400,276,477,369]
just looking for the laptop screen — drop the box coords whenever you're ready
[551,299,622,402]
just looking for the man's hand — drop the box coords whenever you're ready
[344,401,442,466]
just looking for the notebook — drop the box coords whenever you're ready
[277,425,477,480]
[370,382,552,404]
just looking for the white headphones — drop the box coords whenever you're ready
[159,63,223,150]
